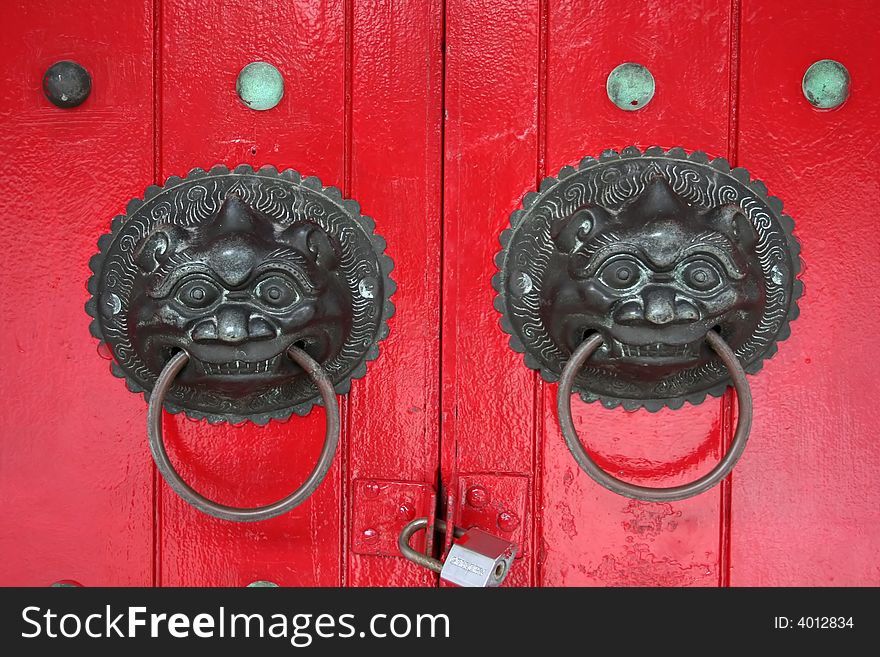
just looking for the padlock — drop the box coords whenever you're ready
[439,527,517,587]
[398,518,517,587]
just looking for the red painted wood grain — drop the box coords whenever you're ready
[731,0,880,585]
[539,0,735,587]
[156,0,442,587]
[0,0,156,586]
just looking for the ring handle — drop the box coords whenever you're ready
[557,331,752,502]
[147,346,340,522]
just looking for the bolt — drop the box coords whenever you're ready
[397,503,415,521]
[465,485,489,509]
[361,528,379,544]
[363,481,380,498]
[497,510,520,532]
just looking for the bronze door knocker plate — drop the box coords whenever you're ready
[494,146,802,500]
[87,165,394,520]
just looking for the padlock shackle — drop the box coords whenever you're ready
[397,518,465,574]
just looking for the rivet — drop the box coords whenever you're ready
[497,510,520,532]
[358,276,378,299]
[43,60,91,108]
[606,63,655,111]
[236,61,284,111]
[363,481,381,497]
[50,580,82,587]
[465,485,489,509]
[802,59,850,110]
[246,580,279,587]
[362,528,379,544]
[397,503,415,521]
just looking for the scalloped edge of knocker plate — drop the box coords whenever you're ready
[85,164,396,425]
[491,146,804,411]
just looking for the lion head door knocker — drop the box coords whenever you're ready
[494,147,802,502]
[87,165,394,521]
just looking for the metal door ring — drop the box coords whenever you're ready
[147,346,340,522]
[557,331,752,502]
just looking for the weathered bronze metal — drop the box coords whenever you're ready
[606,63,655,111]
[147,346,340,521]
[494,146,802,410]
[87,165,395,423]
[236,62,284,111]
[802,59,850,109]
[557,330,752,502]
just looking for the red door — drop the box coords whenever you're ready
[442,0,880,586]
[1,0,442,587]
[2,0,878,587]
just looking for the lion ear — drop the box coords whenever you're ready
[551,205,612,252]
[704,204,756,251]
[134,226,186,272]
[281,223,339,270]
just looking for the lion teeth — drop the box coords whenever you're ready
[608,341,694,358]
[201,354,281,375]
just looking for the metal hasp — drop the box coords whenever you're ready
[87,165,394,519]
[494,147,802,501]
[398,518,517,587]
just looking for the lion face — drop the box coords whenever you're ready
[128,195,350,395]
[544,178,764,378]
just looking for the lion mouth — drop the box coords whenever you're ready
[594,338,703,362]
[198,354,284,375]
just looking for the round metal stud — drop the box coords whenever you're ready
[43,60,91,108]
[606,63,655,111]
[247,581,279,587]
[236,62,284,111]
[802,59,850,109]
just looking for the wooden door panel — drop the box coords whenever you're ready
[442,0,542,586]
[158,0,442,587]
[444,0,738,587]
[0,0,441,587]
[540,0,734,587]
[0,0,155,586]
[157,0,347,587]
[731,0,880,585]
[347,0,444,586]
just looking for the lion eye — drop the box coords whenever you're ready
[255,275,300,309]
[681,260,723,292]
[175,278,220,309]
[598,258,644,290]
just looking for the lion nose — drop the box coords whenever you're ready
[216,305,249,343]
[191,306,277,344]
[643,288,676,325]
[636,287,700,326]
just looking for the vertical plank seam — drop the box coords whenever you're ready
[151,0,163,589]
[719,0,742,589]
[532,0,549,588]
[341,0,354,588]
[438,0,461,577]
[433,0,449,583]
